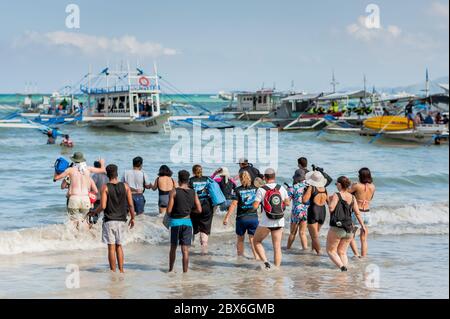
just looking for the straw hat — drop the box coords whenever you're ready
[305,171,327,188]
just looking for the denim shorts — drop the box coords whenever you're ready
[132,194,146,215]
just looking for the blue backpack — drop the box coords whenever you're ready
[54,157,70,174]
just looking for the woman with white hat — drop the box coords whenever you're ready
[303,170,329,255]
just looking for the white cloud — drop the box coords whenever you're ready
[346,16,402,42]
[13,31,178,57]
[429,1,449,18]
[345,16,444,51]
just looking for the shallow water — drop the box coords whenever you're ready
[0,96,448,298]
[0,227,447,299]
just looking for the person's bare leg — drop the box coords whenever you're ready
[116,245,124,273]
[237,235,245,257]
[253,227,271,263]
[337,238,352,268]
[108,245,117,272]
[248,235,260,260]
[287,223,299,250]
[308,223,321,255]
[350,237,360,257]
[326,231,344,269]
[271,229,283,267]
[181,245,190,273]
[199,232,209,254]
[169,245,177,272]
[299,222,308,250]
[361,227,369,257]
[160,208,167,215]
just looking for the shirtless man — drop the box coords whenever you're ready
[53,152,106,229]
[350,168,376,257]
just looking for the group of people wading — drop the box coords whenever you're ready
[54,153,375,274]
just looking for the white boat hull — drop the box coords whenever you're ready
[363,124,449,144]
[83,113,171,133]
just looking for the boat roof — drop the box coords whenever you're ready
[282,93,324,102]
[439,83,449,94]
[319,90,372,101]
[236,89,275,96]
[80,84,159,95]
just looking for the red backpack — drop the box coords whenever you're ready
[262,185,285,220]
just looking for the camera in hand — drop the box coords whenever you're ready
[312,165,324,173]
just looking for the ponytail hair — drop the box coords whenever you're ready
[337,176,352,190]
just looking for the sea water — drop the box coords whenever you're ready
[0,95,448,299]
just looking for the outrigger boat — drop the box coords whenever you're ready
[221,89,286,121]
[79,66,171,133]
[361,115,449,144]
[259,90,376,131]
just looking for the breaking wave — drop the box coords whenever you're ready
[0,202,448,255]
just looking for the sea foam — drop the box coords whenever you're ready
[0,202,448,255]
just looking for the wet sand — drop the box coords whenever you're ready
[0,233,447,299]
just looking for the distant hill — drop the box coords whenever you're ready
[344,76,449,95]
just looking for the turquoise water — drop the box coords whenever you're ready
[0,94,448,298]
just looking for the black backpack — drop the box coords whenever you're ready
[330,193,355,233]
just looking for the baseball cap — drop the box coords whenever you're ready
[238,158,248,164]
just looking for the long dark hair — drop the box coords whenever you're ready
[359,168,373,184]
[158,165,173,177]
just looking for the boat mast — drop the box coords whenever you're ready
[88,65,92,112]
[331,70,339,93]
[154,62,161,116]
[425,68,430,98]
[363,74,367,99]
[128,61,133,118]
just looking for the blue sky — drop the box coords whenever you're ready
[0,0,448,93]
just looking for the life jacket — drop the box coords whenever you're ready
[262,185,285,220]
[330,193,354,233]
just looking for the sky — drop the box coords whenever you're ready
[0,0,448,93]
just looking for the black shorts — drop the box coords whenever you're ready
[191,199,214,235]
[307,208,326,225]
[171,226,193,246]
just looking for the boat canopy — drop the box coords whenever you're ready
[439,83,449,95]
[282,93,324,102]
[319,90,372,101]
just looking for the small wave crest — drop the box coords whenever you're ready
[0,202,448,255]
